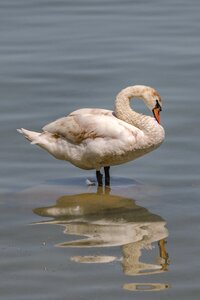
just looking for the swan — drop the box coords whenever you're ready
[17,85,165,186]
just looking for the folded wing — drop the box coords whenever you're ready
[43,108,141,145]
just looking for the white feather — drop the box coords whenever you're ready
[17,85,165,170]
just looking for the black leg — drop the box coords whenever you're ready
[104,166,110,187]
[96,170,103,186]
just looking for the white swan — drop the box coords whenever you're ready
[17,85,165,186]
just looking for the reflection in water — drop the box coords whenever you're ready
[34,187,170,291]
[123,282,170,292]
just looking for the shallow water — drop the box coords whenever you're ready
[0,0,200,299]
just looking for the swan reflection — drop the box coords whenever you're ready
[34,187,170,290]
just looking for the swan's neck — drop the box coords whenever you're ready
[115,85,152,131]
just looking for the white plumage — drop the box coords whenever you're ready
[18,85,165,184]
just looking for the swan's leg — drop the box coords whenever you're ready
[105,186,111,195]
[97,186,103,195]
[96,170,103,186]
[104,166,110,187]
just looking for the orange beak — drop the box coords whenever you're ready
[153,107,161,124]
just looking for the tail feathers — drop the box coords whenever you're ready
[17,128,41,144]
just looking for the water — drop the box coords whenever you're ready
[0,0,200,299]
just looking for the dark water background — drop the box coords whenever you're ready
[0,0,200,299]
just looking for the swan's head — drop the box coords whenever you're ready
[142,87,162,124]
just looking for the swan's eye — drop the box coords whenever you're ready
[155,100,162,111]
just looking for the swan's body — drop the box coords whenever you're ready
[18,85,165,185]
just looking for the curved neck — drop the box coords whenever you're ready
[115,86,150,130]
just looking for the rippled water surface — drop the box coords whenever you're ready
[1,0,200,299]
